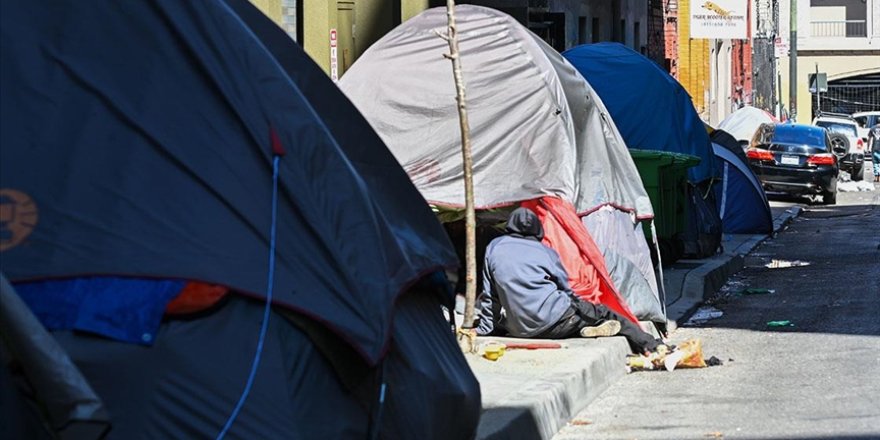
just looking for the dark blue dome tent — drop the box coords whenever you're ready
[563,43,722,260]
[0,1,480,439]
[710,130,773,234]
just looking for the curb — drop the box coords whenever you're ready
[772,206,803,235]
[665,205,803,327]
[469,337,630,440]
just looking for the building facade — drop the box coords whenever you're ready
[677,0,711,118]
[248,0,806,126]
[777,0,880,120]
[250,0,664,79]
[752,0,779,113]
[249,0,433,79]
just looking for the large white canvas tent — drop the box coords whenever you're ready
[719,106,779,145]
[339,5,665,324]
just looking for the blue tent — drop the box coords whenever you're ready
[711,134,773,234]
[0,0,480,438]
[562,43,716,184]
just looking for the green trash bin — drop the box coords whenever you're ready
[629,149,701,248]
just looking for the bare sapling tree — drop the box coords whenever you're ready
[437,0,477,352]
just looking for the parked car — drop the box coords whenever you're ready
[852,111,880,154]
[812,113,865,181]
[747,123,839,204]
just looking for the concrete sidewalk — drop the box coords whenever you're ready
[467,205,803,440]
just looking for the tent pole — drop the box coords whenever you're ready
[650,222,668,334]
[441,0,477,352]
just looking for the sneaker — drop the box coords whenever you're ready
[579,320,621,338]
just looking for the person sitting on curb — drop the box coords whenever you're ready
[475,207,663,355]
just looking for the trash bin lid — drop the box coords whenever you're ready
[629,149,700,168]
[629,149,675,166]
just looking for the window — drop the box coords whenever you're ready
[592,17,601,42]
[816,121,858,137]
[633,21,640,50]
[619,20,626,44]
[578,17,588,44]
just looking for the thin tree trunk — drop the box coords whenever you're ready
[442,1,477,338]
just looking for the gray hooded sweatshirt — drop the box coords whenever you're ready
[476,208,573,337]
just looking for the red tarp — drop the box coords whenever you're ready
[522,197,639,324]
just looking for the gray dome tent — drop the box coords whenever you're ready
[340,5,665,324]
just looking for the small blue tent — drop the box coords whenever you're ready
[562,43,716,184]
[711,132,773,234]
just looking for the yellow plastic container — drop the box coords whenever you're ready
[482,344,506,361]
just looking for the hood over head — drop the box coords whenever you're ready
[505,207,544,241]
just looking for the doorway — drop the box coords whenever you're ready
[336,1,355,75]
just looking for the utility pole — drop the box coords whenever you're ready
[815,63,821,116]
[778,68,784,119]
[789,0,797,121]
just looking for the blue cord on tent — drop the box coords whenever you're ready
[368,361,388,440]
[216,155,281,440]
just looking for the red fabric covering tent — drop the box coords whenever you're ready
[522,197,639,324]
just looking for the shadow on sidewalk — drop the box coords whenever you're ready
[678,203,880,338]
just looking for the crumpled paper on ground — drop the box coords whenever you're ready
[684,306,723,326]
[627,338,708,371]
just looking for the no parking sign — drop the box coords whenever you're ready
[330,29,338,81]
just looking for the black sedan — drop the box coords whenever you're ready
[747,123,839,204]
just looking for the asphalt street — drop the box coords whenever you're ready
[553,166,880,440]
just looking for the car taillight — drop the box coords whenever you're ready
[856,138,864,150]
[747,148,774,161]
[807,153,836,165]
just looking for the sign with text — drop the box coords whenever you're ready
[329,29,338,82]
[809,73,828,93]
[774,36,788,58]
[690,0,748,39]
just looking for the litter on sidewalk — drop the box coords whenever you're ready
[766,320,795,327]
[741,288,775,295]
[626,338,715,372]
[482,343,506,361]
[765,259,810,269]
[684,306,724,326]
[479,341,563,361]
[504,342,563,350]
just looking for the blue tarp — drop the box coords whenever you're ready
[14,278,184,345]
[563,43,717,184]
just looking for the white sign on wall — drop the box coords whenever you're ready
[690,0,749,39]
[774,37,789,58]
[330,29,338,82]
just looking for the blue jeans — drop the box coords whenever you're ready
[873,149,880,176]
[871,147,880,176]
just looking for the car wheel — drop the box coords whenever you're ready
[823,187,837,205]
[829,133,849,158]
[851,163,864,181]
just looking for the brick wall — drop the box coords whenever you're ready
[647,0,666,66]
[664,0,679,78]
[731,40,753,107]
